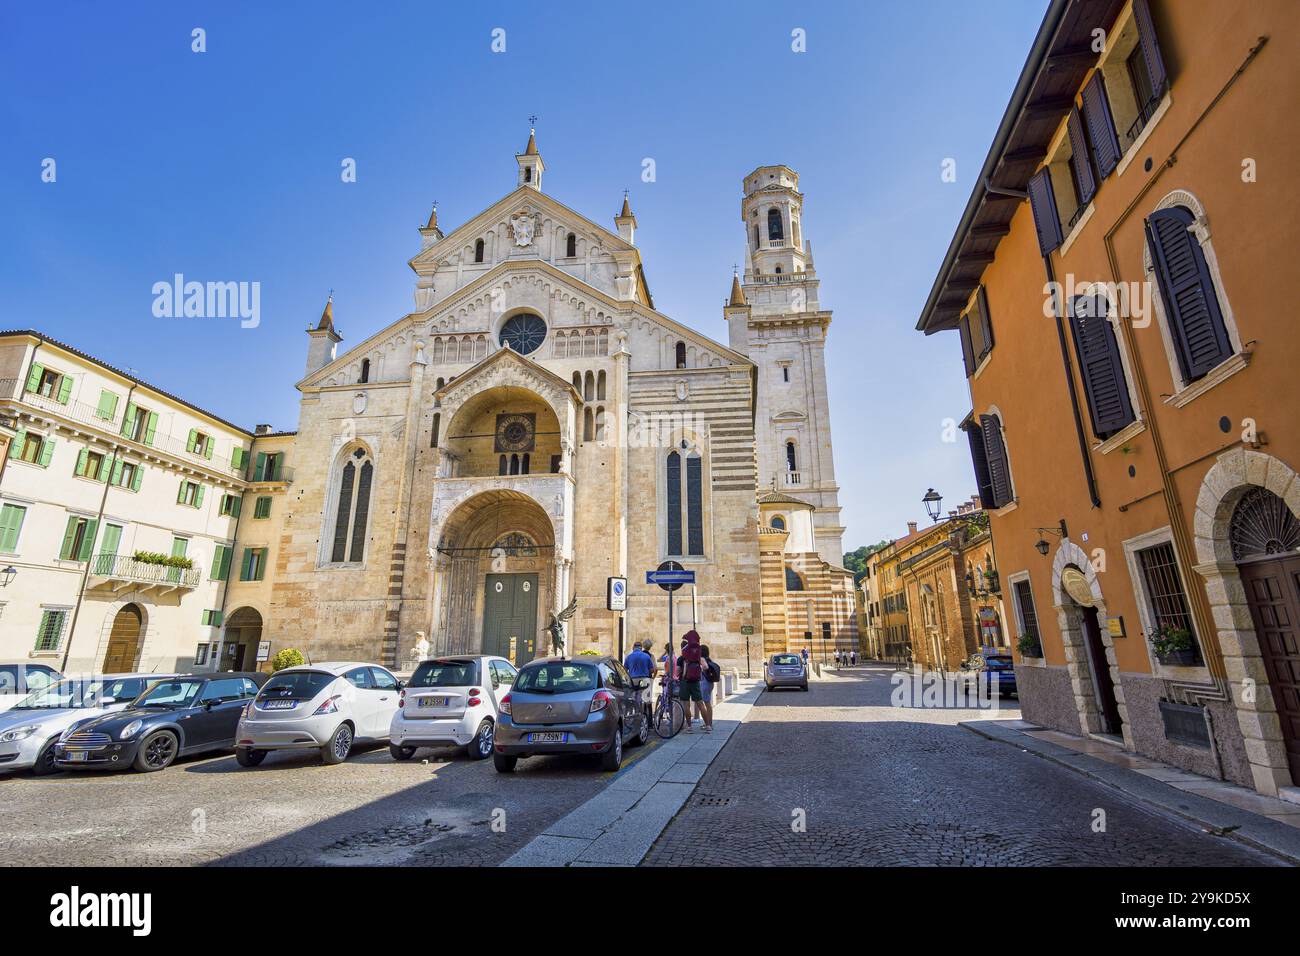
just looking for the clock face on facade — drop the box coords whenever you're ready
[499,313,547,355]
[495,412,536,453]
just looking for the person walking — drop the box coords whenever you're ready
[698,643,720,733]
[851,649,858,666]
[676,630,704,732]
[624,640,654,680]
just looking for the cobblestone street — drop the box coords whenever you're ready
[644,665,1281,867]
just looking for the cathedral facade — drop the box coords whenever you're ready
[264,133,856,670]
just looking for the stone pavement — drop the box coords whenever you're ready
[964,718,1300,863]
[643,664,1282,866]
[503,679,764,866]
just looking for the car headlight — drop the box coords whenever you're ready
[0,725,40,743]
[118,719,144,740]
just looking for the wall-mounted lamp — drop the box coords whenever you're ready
[0,566,16,588]
[1033,520,1068,558]
[922,488,943,523]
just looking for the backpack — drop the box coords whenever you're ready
[704,658,721,684]
[678,647,702,681]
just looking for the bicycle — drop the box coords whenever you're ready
[652,678,685,739]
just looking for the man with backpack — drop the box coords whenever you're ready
[676,630,705,732]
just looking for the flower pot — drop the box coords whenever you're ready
[1156,648,1200,667]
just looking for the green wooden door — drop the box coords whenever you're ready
[483,573,539,665]
[167,536,187,584]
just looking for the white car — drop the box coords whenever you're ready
[0,673,176,775]
[390,655,517,761]
[235,662,402,767]
[0,662,62,714]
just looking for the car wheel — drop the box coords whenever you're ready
[235,747,267,767]
[467,720,494,760]
[493,752,517,773]
[633,710,651,746]
[600,725,624,771]
[800,683,809,691]
[321,723,353,765]
[134,730,179,772]
[31,739,61,776]
[389,744,417,761]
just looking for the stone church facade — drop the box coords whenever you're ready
[262,132,856,670]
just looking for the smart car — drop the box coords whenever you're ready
[235,662,402,766]
[390,655,517,761]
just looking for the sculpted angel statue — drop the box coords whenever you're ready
[544,596,578,654]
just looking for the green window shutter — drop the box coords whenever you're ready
[171,537,188,559]
[210,544,227,580]
[219,545,232,580]
[37,436,55,468]
[187,429,198,452]
[231,447,245,471]
[96,390,119,420]
[110,460,123,485]
[12,427,25,453]
[205,440,214,460]
[75,448,88,478]
[0,504,26,552]
[78,519,98,562]
[130,464,143,492]
[59,516,79,560]
[100,524,121,557]
[36,610,51,649]
[97,454,112,482]
[240,548,253,581]
[232,494,242,518]
[177,480,186,504]
[143,412,158,446]
[254,452,267,482]
[25,363,44,393]
[254,550,265,581]
[272,455,283,481]
[193,484,205,509]
[255,496,271,519]
[56,375,72,404]
[213,609,222,627]
[121,403,137,437]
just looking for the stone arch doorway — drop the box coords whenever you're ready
[1193,447,1300,795]
[222,607,263,672]
[430,490,558,665]
[102,604,144,673]
[1051,540,1132,746]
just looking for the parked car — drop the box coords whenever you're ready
[235,662,402,767]
[764,652,809,691]
[0,663,62,714]
[979,654,1018,699]
[55,673,266,772]
[0,673,177,775]
[493,656,650,773]
[390,655,517,761]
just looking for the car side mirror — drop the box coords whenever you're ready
[395,680,406,691]
[203,699,215,710]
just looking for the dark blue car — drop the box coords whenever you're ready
[980,654,1018,699]
[56,673,266,772]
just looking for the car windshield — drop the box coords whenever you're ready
[257,671,335,700]
[13,677,147,710]
[410,659,478,687]
[513,662,598,694]
[134,679,203,708]
[772,655,801,666]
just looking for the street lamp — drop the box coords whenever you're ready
[922,488,943,523]
[1034,519,1069,557]
[0,566,16,588]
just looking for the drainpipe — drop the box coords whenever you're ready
[1042,255,1102,509]
[61,382,137,674]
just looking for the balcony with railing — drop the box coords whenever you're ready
[87,553,202,592]
[1,377,246,478]
[783,470,804,488]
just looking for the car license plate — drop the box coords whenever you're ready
[419,696,448,707]
[263,699,296,710]
[527,732,569,743]
[66,751,88,762]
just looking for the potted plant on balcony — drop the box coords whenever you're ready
[1149,624,1199,667]
[983,569,1000,594]
[1016,630,1043,659]
[132,550,195,570]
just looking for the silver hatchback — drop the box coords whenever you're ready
[493,656,650,773]
[764,653,809,691]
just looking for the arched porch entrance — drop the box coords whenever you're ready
[429,490,559,665]
[222,607,263,671]
[102,604,144,673]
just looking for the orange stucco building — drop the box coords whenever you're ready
[918,0,1300,796]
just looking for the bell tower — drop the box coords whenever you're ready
[728,165,844,565]
[516,125,544,191]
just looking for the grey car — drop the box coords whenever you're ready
[493,656,650,773]
[764,652,809,691]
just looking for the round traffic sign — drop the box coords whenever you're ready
[656,560,685,592]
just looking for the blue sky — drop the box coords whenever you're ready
[1,0,1047,549]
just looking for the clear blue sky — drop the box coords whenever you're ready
[1,0,1047,550]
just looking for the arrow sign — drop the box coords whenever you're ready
[647,561,694,591]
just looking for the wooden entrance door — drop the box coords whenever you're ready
[1239,555,1300,785]
[1081,606,1123,737]
[483,573,539,665]
[102,604,143,673]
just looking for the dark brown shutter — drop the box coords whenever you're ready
[979,414,1013,508]
[1068,294,1136,437]
[1132,0,1168,98]
[1027,168,1063,256]
[1080,73,1122,179]
[964,418,996,509]
[977,286,995,354]
[1066,107,1096,205]
[1145,207,1232,381]
[958,315,976,376]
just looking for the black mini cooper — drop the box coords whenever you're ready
[56,673,267,772]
